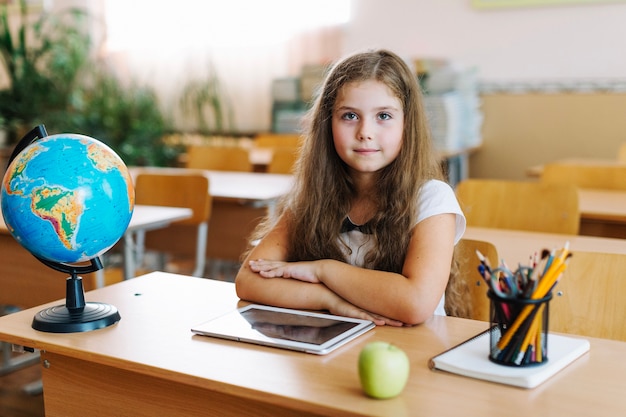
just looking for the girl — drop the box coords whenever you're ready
[235,49,465,326]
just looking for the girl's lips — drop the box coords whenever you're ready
[354,148,379,154]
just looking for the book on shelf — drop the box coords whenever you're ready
[428,329,590,389]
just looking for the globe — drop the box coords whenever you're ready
[1,133,135,264]
[0,127,134,333]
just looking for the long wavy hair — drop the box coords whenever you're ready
[248,49,445,273]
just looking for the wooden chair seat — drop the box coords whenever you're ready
[455,179,580,235]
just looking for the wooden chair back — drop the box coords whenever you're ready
[455,179,580,235]
[550,250,626,341]
[186,146,252,172]
[445,238,498,321]
[618,143,626,163]
[541,162,626,190]
[135,173,211,226]
[254,133,302,148]
[267,147,299,174]
[134,172,212,277]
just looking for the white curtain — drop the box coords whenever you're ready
[99,0,349,133]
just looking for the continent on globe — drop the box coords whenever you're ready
[1,134,135,264]
[32,184,84,251]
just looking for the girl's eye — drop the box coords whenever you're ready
[341,112,358,120]
[378,112,392,121]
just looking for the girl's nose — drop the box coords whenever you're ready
[357,122,373,141]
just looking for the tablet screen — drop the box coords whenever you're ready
[191,304,375,354]
[240,306,360,345]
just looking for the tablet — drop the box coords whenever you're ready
[191,304,375,355]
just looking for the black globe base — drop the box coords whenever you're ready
[32,302,121,333]
[30,257,121,333]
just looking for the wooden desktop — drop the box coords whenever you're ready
[578,188,626,238]
[464,225,626,263]
[0,272,624,416]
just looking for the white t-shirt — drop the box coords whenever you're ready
[338,179,466,316]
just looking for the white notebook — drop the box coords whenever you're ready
[428,329,590,389]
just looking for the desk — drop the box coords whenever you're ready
[0,272,624,416]
[464,226,626,264]
[578,188,626,238]
[525,157,621,178]
[131,168,294,262]
[131,167,293,205]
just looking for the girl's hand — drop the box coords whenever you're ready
[326,296,406,327]
[249,259,321,283]
[248,259,407,327]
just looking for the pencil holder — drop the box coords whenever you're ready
[487,290,552,367]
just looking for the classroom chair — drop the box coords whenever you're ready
[445,238,499,321]
[267,147,299,174]
[549,250,626,341]
[186,145,253,172]
[134,172,212,277]
[455,178,580,235]
[541,162,626,190]
[254,133,302,149]
[618,143,626,163]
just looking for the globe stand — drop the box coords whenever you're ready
[31,257,121,333]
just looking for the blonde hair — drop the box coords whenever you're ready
[248,49,445,273]
[444,248,471,318]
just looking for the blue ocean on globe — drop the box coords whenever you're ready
[1,134,135,264]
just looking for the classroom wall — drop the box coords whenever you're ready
[345,0,626,81]
[40,0,626,178]
[472,93,626,180]
[344,1,626,180]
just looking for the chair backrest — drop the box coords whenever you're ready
[445,238,499,321]
[618,143,626,163]
[455,179,580,235]
[134,172,212,277]
[254,133,302,148]
[186,145,252,171]
[550,250,626,341]
[135,173,212,226]
[541,162,626,191]
[267,147,298,174]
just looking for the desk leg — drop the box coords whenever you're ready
[123,232,135,280]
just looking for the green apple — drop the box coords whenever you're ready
[358,341,410,399]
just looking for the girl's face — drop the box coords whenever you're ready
[331,80,404,176]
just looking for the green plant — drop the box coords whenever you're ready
[179,63,235,134]
[53,69,181,167]
[0,1,90,144]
